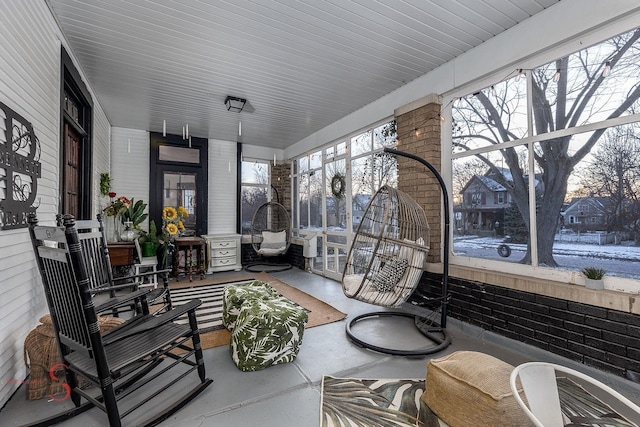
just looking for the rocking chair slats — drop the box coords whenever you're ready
[70,215,173,316]
[66,322,190,376]
[28,214,212,427]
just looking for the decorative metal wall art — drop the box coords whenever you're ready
[0,101,42,230]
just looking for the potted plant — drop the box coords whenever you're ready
[582,267,605,290]
[99,172,111,197]
[138,220,161,257]
[120,198,148,230]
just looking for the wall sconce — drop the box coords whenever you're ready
[225,96,247,112]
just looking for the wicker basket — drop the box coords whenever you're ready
[23,314,124,400]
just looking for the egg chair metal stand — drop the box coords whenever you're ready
[343,148,451,356]
[245,186,293,273]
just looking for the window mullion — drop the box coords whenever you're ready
[526,70,538,266]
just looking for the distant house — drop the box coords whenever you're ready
[352,194,371,227]
[563,196,615,231]
[455,168,541,236]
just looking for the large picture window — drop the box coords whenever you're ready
[451,27,640,283]
[241,160,269,234]
[292,120,397,278]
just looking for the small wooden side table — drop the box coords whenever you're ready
[107,242,136,278]
[173,237,206,282]
[107,242,136,266]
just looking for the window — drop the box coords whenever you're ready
[451,27,640,282]
[292,120,398,235]
[241,160,269,234]
[293,120,397,278]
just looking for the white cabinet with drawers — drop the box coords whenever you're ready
[202,234,242,273]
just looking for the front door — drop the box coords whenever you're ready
[63,123,81,218]
[60,47,92,219]
[149,133,208,236]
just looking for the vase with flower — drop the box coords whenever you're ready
[119,198,148,241]
[102,193,130,242]
[160,205,188,268]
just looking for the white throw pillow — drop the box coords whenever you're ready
[261,230,287,249]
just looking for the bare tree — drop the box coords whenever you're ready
[578,125,640,234]
[453,28,640,266]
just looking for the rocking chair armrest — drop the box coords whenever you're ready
[152,298,202,323]
[94,289,151,313]
[112,268,172,284]
[102,299,202,344]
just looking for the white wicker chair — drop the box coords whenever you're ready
[510,362,640,427]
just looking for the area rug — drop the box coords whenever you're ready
[320,376,638,427]
[170,272,347,350]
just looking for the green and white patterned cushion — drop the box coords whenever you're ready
[372,258,409,292]
[222,281,280,330]
[230,297,308,371]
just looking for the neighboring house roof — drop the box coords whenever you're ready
[353,194,372,211]
[460,168,541,195]
[476,175,506,192]
[460,175,506,194]
[564,196,615,216]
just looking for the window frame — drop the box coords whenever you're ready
[292,119,397,237]
[444,26,640,294]
[240,159,270,236]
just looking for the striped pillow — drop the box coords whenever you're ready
[372,258,409,292]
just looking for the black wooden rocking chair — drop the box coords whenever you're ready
[28,214,212,427]
[64,214,173,316]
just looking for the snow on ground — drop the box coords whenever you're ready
[454,236,640,262]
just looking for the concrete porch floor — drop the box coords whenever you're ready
[2,268,640,426]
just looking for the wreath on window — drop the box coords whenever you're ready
[330,172,346,199]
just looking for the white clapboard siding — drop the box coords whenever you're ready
[91,109,112,217]
[110,127,150,212]
[208,139,237,234]
[0,1,61,408]
[0,2,112,408]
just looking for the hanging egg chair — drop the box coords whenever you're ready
[245,186,293,272]
[341,148,451,356]
[342,185,430,307]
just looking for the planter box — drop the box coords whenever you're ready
[585,278,604,290]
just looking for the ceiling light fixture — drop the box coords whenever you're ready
[225,96,247,113]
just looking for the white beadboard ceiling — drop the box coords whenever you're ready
[46,0,559,149]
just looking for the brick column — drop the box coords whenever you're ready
[394,94,442,263]
[271,162,291,212]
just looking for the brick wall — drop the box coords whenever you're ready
[241,243,304,270]
[241,242,260,265]
[415,273,640,380]
[395,101,442,263]
[271,163,291,210]
[286,244,305,270]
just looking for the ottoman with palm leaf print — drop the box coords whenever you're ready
[223,280,280,330]
[230,297,308,371]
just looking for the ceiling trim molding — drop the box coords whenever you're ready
[394,93,441,117]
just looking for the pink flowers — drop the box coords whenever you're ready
[103,194,131,217]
